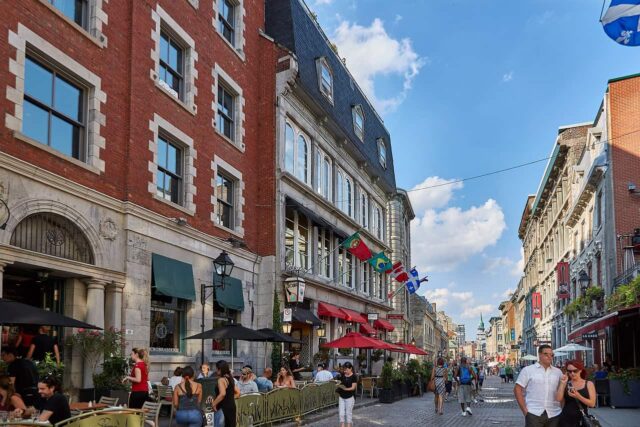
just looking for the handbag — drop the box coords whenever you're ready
[427,378,436,392]
[573,393,601,427]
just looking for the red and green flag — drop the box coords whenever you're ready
[341,232,373,261]
[368,252,393,273]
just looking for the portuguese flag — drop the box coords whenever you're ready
[341,232,373,261]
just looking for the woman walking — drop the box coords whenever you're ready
[555,360,596,426]
[173,366,203,427]
[210,360,240,427]
[336,362,357,427]
[124,348,149,408]
[431,358,447,415]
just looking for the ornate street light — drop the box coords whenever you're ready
[282,322,292,334]
[578,270,591,292]
[317,323,326,338]
[213,250,235,281]
[410,337,416,346]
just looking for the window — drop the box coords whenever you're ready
[48,0,87,27]
[337,246,355,288]
[373,205,383,240]
[336,171,354,218]
[156,136,183,204]
[159,30,184,99]
[285,206,309,269]
[372,272,384,299]
[315,149,332,200]
[210,298,238,356]
[150,288,185,353]
[361,262,370,295]
[23,56,85,160]
[352,105,364,141]
[218,0,235,45]
[360,191,369,229]
[316,57,333,102]
[376,139,387,170]
[283,121,311,185]
[317,228,333,278]
[217,85,234,140]
[215,172,234,229]
[595,192,602,227]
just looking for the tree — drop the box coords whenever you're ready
[271,290,282,377]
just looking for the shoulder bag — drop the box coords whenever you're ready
[573,388,601,427]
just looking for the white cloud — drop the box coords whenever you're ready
[425,288,450,308]
[394,14,403,24]
[512,247,525,277]
[407,177,463,212]
[482,256,513,273]
[502,71,513,82]
[452,291,473,302]
[331,18,425,113]
[461,304,495,320]
[502,288,514,299]
[314,0,333,5]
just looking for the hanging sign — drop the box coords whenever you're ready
[367,313,379,321]
[283,308,292,323]
[284,277,305,303]
[557,262,570,299]
[532,292,542,319]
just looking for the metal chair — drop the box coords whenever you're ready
[595,379,610,407]
[155,384,175,426]
[98,396,119,406]
[360,377,378,399]
[142,401,162,427]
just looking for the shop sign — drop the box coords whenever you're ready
[284,277,305,303]
[532,292,542,319]
[283,308,292,323]
[387,314,404,320]
[582,332,599,341]
[367,313,379,321]
[511,345,520,350]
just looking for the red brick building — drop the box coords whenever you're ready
[0,0,278,389]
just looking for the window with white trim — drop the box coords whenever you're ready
[218,0,235,45]
[315,148,332,200]
[40,0,108,45]
[337,246,355,288]
[217,84,234,140]
[316,57,333,102]
[372,271,384,299]
[213,64,245,150]
[214,172,234,229]
[283,120,311,185]
[372,204,383,240]
[156,135,183,205]
[359,190,369,229]
[47,0,87,27]
[211,155,245,236]
[285,206,309,269]
[159,30,185,100]
[361,261,370,295]
[336,171,355,218]
[377,138,387,169]
[213,0,245,55]
[352,105,364,141]
[317,227,333,279]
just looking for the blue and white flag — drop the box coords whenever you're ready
[405,268,421,294]
[602,1,640,46]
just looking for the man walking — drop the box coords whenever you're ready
[514,345,562,427]
[455,357,477,417]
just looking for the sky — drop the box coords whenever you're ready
[309,0,640,337]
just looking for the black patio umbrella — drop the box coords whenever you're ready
[257,328,303,344]
[0,298,101,329]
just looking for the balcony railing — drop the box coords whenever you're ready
[613,264,640,290]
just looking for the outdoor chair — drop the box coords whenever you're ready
[360,377,378,399]
[295,380,307,388]
[142,401,162,427]
[595,379,610,407]
[155,384,175,426]
[98,396,119,406]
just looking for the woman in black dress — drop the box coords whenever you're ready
[555,359,596,426]
[211,360,240,427]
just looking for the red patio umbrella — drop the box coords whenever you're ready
[398,343,429,356]
[322,332,398,350]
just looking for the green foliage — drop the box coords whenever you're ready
[371,349,384,363]
[338,348,352,356]
[406,359,421,386]
[271,291,282,375]
[35,352,64,384]
[609,368,640,395]
[564,295,589,317]
[380,362,394,389]
[586,286,605,301]
[356,352,367,363]
[66,327,125,385]
[607,276,640,311]
[313,349,329,366]
[421,360,434,382]
[93,355,131,391]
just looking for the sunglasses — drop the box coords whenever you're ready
[567,369,579,373]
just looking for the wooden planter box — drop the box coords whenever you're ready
[610,379,640,408]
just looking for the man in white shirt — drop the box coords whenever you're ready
[514,345,562,427]
[314,363,334,383]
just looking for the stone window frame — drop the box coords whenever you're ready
[187,0,199,9]
[352,104,364,141]
[37,0,109,47]
[212,64,245,152]
[315,57,334,104]
[212,0,246,60]
[6,23,107,174]
[314,145,332,201]
[148,113,197,215]
[211,155,245,237]
[150,5,198,115]
[284,119,312,187]
[377,138,387,169]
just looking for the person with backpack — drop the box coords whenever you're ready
[455,357,477,417]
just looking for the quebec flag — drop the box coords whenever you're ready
[405,268,421,294]
[602,0,640,46]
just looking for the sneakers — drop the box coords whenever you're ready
[461,411,467,417]
[466,407,473,415]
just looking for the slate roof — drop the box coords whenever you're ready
[265,0,396,191]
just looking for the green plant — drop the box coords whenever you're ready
[313,349,329,366]
[271,291,282,377]
[371,349,383,363]
[607,276,640,311]
[338,348,352,356]
[380,362,393,389]
[93,355,130,391]
[609,368,640,395]
[586,286,605,301]
[356,352,367,363]
[66,327,125,385]
[421,360,433,382]
[35,352,64,384]
[406,359,421,386]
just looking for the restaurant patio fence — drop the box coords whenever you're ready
[200,380,339,426]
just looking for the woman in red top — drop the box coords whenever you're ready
[123,348,149,408]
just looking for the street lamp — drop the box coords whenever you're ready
[200,250,235,365]
[282,322,292,334]
[317,323,326,338]
[410,337,416,346]
[578,270,591,292]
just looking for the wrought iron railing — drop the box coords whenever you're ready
[613,264,640,290]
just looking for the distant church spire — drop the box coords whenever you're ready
[478,313,485,330]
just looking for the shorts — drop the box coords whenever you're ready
[339,396,355,424]
[445,381,452,393]
[458,384,472,404]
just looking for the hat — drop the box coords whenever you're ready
[343,362,353,369]
[317,362,326,369]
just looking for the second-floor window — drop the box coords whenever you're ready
[285,207,309,269]
[23,56,85,160]
[48,0,87,27]
[284,121,310,185]
[159,30,184,100]
[360,191,369,229]
[156,136,183,204]
[317,228,333,278]
[336,171,354,218]
[315,149,332,200]
[217,85,235,140]
[218,0,235,45]
[214,173,234,229]
[372,205,383,240]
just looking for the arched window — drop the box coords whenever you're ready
[316,57,333,102]
[345,177,353,217]
[284,120,311,186]
[377,138,387,169]
[285,123,294,173]
[337,171,344,211]
[322,156,331,198]
[352,105,364,141]
[296,134,308,182]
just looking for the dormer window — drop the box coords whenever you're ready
[352,105,364,141]
[377,138,387,169]
[316,57,333,102]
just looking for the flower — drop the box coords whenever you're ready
[78,328,85,333]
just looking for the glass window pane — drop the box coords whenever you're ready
[25,58,53,106]
[23,101,49,145]
[222,0,234,22]
[160,33,169,63]
[167,143,178,174]
[52,0,82,25]
[285,124,294,173]
[168,41,180,71]
[164,175,173,201]
[54,75,82,121]
[150,307,179,352]
[297,135,307,182]
[156,170,166,195]
[169,175,180,203]
[50,116,78,158]
[157,138,167,168]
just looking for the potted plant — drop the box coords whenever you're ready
[609,368,640,408]
[406,359,422,396]
[371,350,383,363]
[35,353,64,384]
[93,355,131,404]
[378,362,394,403]
[421,360,433,393]
[356,352,367,370]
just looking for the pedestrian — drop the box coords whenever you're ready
[514,345,562,427]
[236,366,258,395]
[173,366,203,427]
[593,363,608,380]
[555,360,596,426]
[336,361,357,427]
[499,364,506,383]
[431,357,447,415]
[1,347,39,406]
[274,366,296,388]
[0,375,27,418]
[169,367,185,388]
[289,352,304,380]
[455,357,476,417]
[506,364,514,383]
[123,348,149,409]
[444,362,453,402]
[255,368,273,392]
[603,353,617,373]
[197,363,213,379]
[477,364,485,390]
[210,360,240,427]
[36,376,70,425]
[13,326,36,358]
[314,363,334,383]
[27,326,60,365]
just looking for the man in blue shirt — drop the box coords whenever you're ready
[255,367,273,392]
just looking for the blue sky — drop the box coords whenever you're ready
[310,0,640,336]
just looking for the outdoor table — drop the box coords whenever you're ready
[0,421,51,426]
[69,402,109,412]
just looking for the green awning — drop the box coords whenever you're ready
[213,273,245,311]
[152,253,196,301]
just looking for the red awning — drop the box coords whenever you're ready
[374,318,395,332]
[359,323,376,336]
[318,302,348,320]
[340,308,367,323]
[568,311,619,341]
[322,332,397,350]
